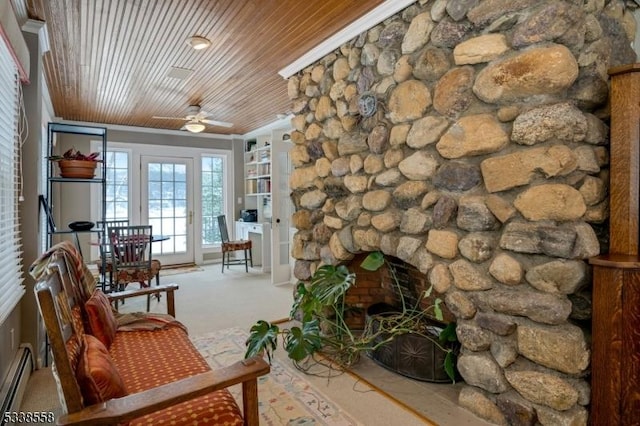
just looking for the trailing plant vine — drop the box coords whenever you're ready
[245,251,459,382]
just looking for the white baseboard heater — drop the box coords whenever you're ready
[0,344,34,425]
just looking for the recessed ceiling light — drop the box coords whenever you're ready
[186,36,211,50]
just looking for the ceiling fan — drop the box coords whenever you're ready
[152,105,233,133]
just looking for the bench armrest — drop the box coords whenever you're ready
[57,356,270,426]
[106,283,179,316]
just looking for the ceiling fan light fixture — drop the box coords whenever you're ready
[184,120,206,133]
[186,35,211,50]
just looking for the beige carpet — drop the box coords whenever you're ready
[17,367,62,425]
[115,263,294,336]
[21,262,490,425]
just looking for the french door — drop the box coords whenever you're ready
[140,156,194,265]
[270,137,293,285]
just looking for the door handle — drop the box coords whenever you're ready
[189,211,193,225]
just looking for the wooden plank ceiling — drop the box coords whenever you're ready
[26,0,385,135]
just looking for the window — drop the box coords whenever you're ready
[104,150,129,221]
[92,143,232,264]
[201,155,225,245]
[0,36,24,325]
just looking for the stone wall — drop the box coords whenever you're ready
[287,1,637,424]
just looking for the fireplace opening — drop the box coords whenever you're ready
[344,253,459,383]
[344,253,456,330]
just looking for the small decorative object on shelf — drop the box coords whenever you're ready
[48,148,101,178]
[68,221,95,231]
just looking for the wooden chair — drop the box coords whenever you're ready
[97,219,129,290]
[110,225,162,311]
[217,215,252,272]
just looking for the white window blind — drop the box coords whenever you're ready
[0,35,25,325]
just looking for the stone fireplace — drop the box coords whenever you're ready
[288,1,637,424]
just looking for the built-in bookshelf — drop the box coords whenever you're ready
[244,136,272,222]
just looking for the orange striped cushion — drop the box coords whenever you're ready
[222,240,252,251]
[110,327,243,425]
[114,260,161,285]
[70,305,85,335]
[65,333,82,373]
[84,290,117,348]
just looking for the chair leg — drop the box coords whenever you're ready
[244,248,249,272]
[118,283,126,305]
[154,275,161,302]
[249,247,253,267]
[221,251,225,273]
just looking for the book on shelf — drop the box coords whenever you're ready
[245,180,257,194]
[256,178,271,193]
[258,163,270,175]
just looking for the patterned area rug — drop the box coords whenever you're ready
[160,264,203,276]
[191,327,359,425]
[91,264,203,280]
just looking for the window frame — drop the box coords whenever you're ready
[0,35,25,325]
[201,153,228,248]
[103,148,132,222]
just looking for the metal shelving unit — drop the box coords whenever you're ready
[44,122,107,287]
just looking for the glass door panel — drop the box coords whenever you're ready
[141,156,194,265]
[271,137,292,285]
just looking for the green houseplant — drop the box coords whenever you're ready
[48,148,101,178]
[245,251,459,382]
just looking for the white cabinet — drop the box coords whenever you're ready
[235,221,271,273]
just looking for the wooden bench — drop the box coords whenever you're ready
[30,241,269,425]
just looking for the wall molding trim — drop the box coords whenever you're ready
[22,19,50,54]
[278,0,416,79]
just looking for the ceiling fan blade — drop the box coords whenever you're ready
[152,115,189,121]
[201,119,233,127]
[194,111,210,120]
